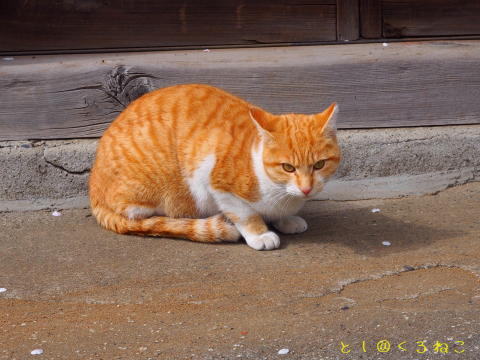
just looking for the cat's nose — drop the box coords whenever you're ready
[301,188,312,196]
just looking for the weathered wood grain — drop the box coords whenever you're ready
[383,0,480,38]
[360,0,382,38]
[1,41,480,140]
[0,0,336,54]
[337,0,360,41]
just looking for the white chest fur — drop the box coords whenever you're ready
[186,154,219,218]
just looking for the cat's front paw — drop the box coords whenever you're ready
[273,216,308,234]
[245,231,280,251]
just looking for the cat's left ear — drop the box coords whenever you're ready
[316,102,338,134]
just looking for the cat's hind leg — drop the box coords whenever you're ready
[272,216,308,234]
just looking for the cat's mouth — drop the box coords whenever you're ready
[286,189,316,199]
[302,191,317,199]
[285,183,324,199]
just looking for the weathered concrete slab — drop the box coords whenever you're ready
[1,125,479,211]
[0,183,479,359]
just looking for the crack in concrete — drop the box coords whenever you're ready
[43,157,90,176]
[297,264,476,303]
[331,263,478,297]
[375,287,455,303]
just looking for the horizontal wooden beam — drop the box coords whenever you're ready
[1,40,480,140]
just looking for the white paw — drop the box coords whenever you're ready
[273,216,308,234]
[245,231,280,251]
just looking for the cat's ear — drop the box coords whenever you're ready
[249,107,276,137]
[317,102,338,134]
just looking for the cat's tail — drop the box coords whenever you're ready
[91,205,241,243]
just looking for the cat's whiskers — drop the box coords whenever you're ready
[266,188,300,219]
[261,189,285,212]
[278,193,296,218]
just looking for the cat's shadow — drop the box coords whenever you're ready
[278,201,465,256]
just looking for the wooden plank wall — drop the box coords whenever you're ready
[0,0,337,53]
[3,0,480,55]
[365,0,480,39]
[1,41,480,140]
[383,0,480,38]
[337,0,360,41]
[360,0,382,39]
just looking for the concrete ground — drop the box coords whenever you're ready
[0,183,479,360]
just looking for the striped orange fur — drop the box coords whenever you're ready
[89,84,341,250]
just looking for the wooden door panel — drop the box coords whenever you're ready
[0,0,337,53]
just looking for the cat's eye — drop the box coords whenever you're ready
[313,160,326,170]
[282,163,296,173]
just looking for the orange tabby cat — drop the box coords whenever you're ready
[89,84,340,250]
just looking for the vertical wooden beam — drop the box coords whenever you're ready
[360,0,382,38]
[337,0,360,41]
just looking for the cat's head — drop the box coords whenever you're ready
[250,103,341,198]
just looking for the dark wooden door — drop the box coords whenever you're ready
[0,0,338,53]
[361,0,480,39]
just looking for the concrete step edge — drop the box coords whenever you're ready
[1,125,479,212]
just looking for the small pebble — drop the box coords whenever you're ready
[371,208,381,213]
[382,42,388,47]
[203,49,210,52]
[0,288,6,293]
[31,349,44,355]
[278,348,289,355]
[51,210,62,217]
[382,241,391,246]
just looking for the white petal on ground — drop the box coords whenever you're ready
[382,42,388,47]
[371,208,381,213]
[382,241,391,246]
[278,348,290,355]
[51,210,62,217]
[0,288,6,293]
[31,349,44,355]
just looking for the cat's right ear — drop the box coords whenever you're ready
[249,107,275,138]
[317,102,338,135]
